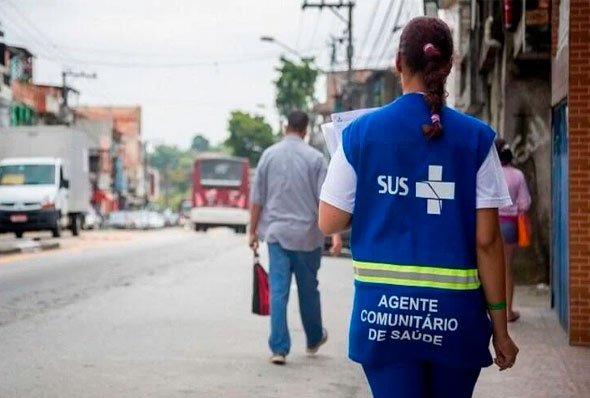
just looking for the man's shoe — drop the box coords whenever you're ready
[270,354,286,365]
[306,328,328,355]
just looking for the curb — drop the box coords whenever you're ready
[0,247,21,256]
[40,241,60,251]
[0,240,61,256]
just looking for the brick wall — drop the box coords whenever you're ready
[551,0,559,56]
[568,0,590,346]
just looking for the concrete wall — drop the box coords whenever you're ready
[469,25,552,283]
[501,57,552,283]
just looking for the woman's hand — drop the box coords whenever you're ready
[493,334,519,371]
[330,234,343,256]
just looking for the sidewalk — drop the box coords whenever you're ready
[0,237,59,255]
[475,285,590,398]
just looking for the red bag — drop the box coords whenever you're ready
[252,251,270,316]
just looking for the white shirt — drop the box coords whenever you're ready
[320,143,512,214]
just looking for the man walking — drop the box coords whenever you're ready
[249,110,336,365]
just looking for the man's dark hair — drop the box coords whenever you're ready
[287,110,309,133]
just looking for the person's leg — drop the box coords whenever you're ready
[504,243,519,321]
[267,242,293,355]
[428,362,481,398]
[362,362,425,398]
[292,247,324,347]
[500,220,519,322]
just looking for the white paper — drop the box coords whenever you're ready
[320,122,339,156]
[321,107,378,155]
[331,108,379,134]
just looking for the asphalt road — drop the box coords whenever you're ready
[0,229,370,397]
[3,229,587,398]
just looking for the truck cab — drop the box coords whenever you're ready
[0,157,72,238]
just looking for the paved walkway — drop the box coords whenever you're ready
[475,286,590,398]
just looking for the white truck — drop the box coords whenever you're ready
[0,126,90,238]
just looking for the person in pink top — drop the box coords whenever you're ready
[495,139,531,322]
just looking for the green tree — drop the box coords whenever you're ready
[274,56,319,118]
[191,134,210,152]
[148,144,185,208]
[225,111,275,166]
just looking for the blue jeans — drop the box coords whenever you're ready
[267,242,323,355]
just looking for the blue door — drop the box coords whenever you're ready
[551,101,569,330]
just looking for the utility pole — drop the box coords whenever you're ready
[61,69,97,124]
[303,1,355,111]
[302,1,355,73]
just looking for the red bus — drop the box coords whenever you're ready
[190,154,250,233]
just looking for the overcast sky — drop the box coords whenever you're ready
[1,0,424,148]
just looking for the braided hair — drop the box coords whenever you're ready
[398,17,453,139]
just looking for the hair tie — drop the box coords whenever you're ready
[423,43,436,53]
[431,114,441,124]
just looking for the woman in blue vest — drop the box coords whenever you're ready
[318,17,519,398]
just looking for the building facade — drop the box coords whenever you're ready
[438,0,589,345]
[441,0,552,284]
[74,106,145,209]
[550,0,590,346]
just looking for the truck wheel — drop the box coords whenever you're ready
[15,231,24,239]
[52,222,62,238]
[70,215,80,237]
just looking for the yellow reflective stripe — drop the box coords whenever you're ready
[353,260,481,290]
[354,275,481,290]
[353,260,478,277]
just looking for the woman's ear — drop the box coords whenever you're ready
[395,52,402,73]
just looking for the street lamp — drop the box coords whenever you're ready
[260,35,305,60]
[260,35,325,73]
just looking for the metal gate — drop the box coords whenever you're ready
[551,101,569,330]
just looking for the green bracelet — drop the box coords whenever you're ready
[487,301,507,311]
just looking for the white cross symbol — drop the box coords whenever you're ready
[415,166,455,215]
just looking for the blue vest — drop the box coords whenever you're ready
[342,93,496,368]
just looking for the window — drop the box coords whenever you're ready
[0,164,56,185]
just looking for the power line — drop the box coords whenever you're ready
[356,0,381,63]
[0,0,66,58]
[374,0,404,69]
[363,0,395,69]
[303,1,354,73]
[308,10,322,51]
[34,52,282,69]
[294,12,304,52]
[0,8,50,53]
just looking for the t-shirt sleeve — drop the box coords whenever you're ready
[251,152,267,206]
[476,145,513,209]
[320,143,356,214]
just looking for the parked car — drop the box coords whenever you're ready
[162,209,180,227]
[106,211,133,229]
[83,208,103,230]
[127,210,165,230]
[147,211,166,229]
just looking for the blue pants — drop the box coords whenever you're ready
[268,242,323,355]
[363,362,481,398]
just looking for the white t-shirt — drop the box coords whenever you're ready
[320,143,512,214]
